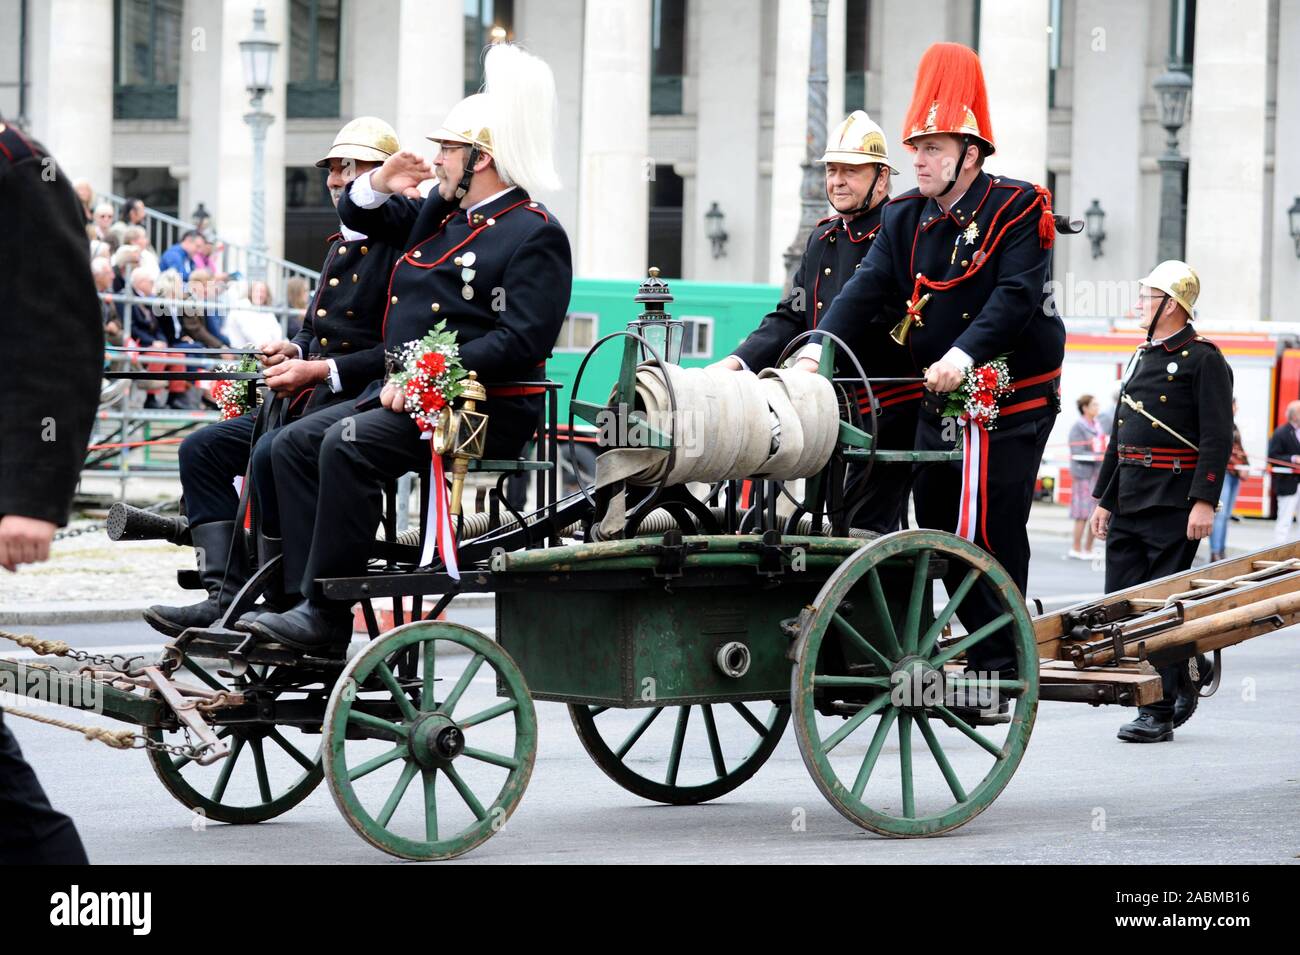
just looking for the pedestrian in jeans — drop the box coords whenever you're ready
[1209,399,1246,561]
[1267,400,1300,544]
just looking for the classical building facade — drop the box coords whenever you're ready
[2,0,1296,322]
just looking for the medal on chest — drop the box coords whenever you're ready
[454,250,477,300]
[951,220,980,265]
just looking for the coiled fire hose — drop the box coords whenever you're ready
[592,365,840,538]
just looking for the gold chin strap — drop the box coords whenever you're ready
[1120,393,1198,451]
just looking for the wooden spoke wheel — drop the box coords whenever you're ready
[569,700,789,805]
[147,656,324,824]
[323,622,536,861]
[792,530,1038,837]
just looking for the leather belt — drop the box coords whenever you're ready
[1118,444,1198,473]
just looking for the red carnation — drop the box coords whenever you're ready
[421,391,446,413]
[419,352,446,376]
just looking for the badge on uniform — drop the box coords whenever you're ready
[461,253,477,300]
[1167,361,1178,374]
[963,221,980,245]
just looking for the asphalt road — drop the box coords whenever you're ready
[6,531,1299,864]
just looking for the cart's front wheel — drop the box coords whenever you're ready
[569,700,789,805]
[792,530,1038,837]
[146,658,323,824]
[323,621,536,860]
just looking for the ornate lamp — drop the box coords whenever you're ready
[627,267,683,364]
[1084,198,1106,259]
[434,372,489,517]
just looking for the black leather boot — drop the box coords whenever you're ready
[1117,710,1174,743]
[1172,653,1213,728]
[143,521,248,636]
[255,535,297,612]
[240,599,354,656]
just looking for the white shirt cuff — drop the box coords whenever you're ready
[291,342,303,359]
[941,346,974,371]
[325,358,342,393]
[795,343,823,366]
[349,170,392,209]
[729,355,750,372]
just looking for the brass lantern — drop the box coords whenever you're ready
[627,267,683,365]
[433,371,489,517]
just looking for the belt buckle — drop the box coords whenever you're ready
[1172,457,1182,475]
[1142,449,1153,467]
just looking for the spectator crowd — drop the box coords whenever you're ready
[76,183,312,410]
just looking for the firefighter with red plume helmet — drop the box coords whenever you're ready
[802,42,1067,709]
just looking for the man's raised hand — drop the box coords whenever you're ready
[372,151,434,199]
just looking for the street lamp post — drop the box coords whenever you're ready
[240,5,279,284]
[783,0,830,281]
[1153,66,1192,263]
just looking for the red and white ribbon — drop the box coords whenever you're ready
[955,416,990,547]
[419,433,460,580]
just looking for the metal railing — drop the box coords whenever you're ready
[98,190,320,305]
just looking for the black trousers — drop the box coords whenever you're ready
[912,410,1055,673]
[269,396,540,598]
[849,405,918,534]
[0,711,88,864]
[177,411,280,533]
[1105,505,1199,720]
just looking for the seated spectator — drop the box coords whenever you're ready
[192,233,227,280]
[182,268,231,349]
[74,179,95,224]
[112,225,160,275]
[159,229,201,281]
[119,197,147,227]
[285,275,310,339]
[92,202,116,242]
[153,270,189,346]
[224,280,284,348]
[91,257,125,348]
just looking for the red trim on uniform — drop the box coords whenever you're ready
[524,203,550,222]
[1011,367,1061,391]
[488,385,547,397]
[325,231,342,244]
[0,136,12,161]
[846,221,880,244]
[289,386,316,412]
[876,392,924,410]
[401,198,533,270]
[999,396,1049,417]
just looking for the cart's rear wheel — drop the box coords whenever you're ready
[323,621,536,860]
[146,656,323,824]
[792,530,1038,837]
[569,700,789,805]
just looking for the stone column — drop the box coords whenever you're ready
[1065,0,1146,313]
[767,0,811,283]
[347,0,463,162]
[514,0,583,228]
[693,0,762,282]
[877,0,948,194]
[25,0,113,190]
[1184,0,1268,324]
[1268,0,1300,322]
[184,0,288,266]
[576,0,650,279]
[979,0,1048,186]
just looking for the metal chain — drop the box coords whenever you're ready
[0,629,150,677]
